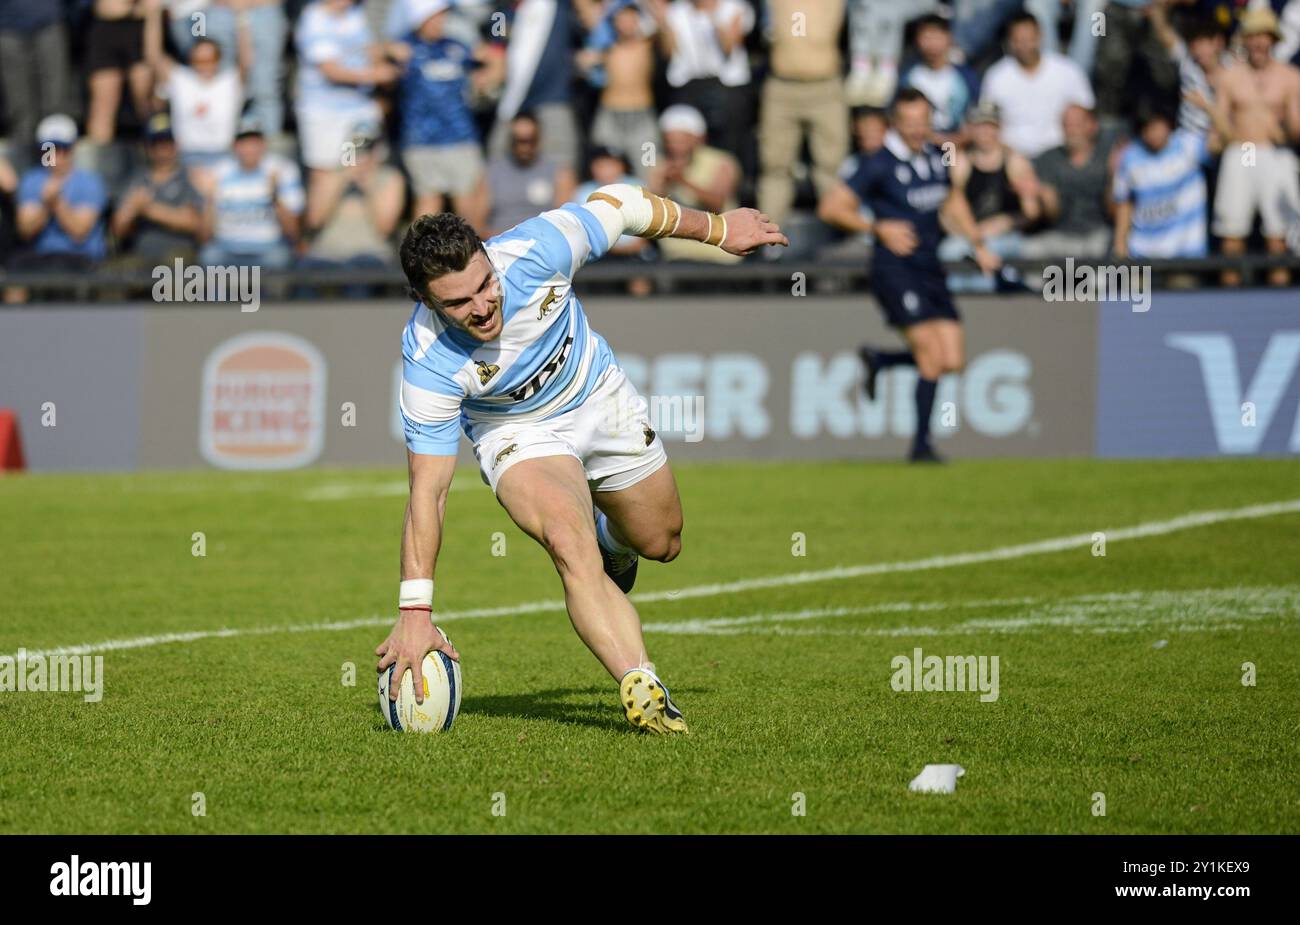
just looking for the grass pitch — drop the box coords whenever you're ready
[1,459,1297,834]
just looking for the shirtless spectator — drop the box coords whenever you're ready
[582,1,659,180]
[86,0,155,145]
[1211,8,1300,286]
[144,5,249,176]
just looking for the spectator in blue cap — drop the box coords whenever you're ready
[12,115,108,274]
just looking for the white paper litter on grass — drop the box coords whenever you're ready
[909,764,966,794]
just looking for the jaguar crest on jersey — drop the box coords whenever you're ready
[538,286,561,320]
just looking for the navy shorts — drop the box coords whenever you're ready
[870,265,960,329]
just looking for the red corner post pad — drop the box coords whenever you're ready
[0,409,25,472]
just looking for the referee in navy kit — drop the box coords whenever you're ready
[819,88,1001,463]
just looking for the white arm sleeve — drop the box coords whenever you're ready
[579,183,659,244]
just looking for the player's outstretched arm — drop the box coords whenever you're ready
[375,450,460,704]
[582,184,788,257]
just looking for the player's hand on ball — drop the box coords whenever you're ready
[720,208,789,256]
[875,219,919,257]
[375,613,459,703]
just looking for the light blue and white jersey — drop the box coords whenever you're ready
[210,153,305,251]
[400,204,617,455]
[900,62,980,135]
[1112,129,1209,259]
[1172,42,1230,140]
[295,1,377,113]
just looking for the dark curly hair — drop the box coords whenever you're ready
[400,212,485,307]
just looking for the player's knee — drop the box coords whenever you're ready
[915,352,944,380]
[640,527,682,563]
[543,519,602,578]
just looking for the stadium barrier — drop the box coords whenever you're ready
[1,289,1295,471]
[4,254,1300,300]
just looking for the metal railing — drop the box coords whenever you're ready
[2,253,1298,302]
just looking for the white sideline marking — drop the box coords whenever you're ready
[8,498,1299,659]
[643,586,1300,637]
[626,498,1300,606]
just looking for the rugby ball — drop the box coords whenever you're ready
[379,645,462,733]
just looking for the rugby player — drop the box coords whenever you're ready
[375,186,787,734]
[818,87,1001,463]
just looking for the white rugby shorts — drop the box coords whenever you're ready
[467,366,668,494]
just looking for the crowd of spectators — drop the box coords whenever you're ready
[0,0,1298,298]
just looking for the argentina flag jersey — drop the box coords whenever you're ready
[399,205,617,455]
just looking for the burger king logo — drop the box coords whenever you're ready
[200,332,326,469]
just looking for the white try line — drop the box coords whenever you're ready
[8,497,1300,659]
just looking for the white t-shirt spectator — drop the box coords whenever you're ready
[164,67,243,155]
[665,0,754,89]
[980,52,1095,158]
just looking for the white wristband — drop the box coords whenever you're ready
[399,579,434,608]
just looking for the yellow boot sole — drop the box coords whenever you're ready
[620,670,688,735]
